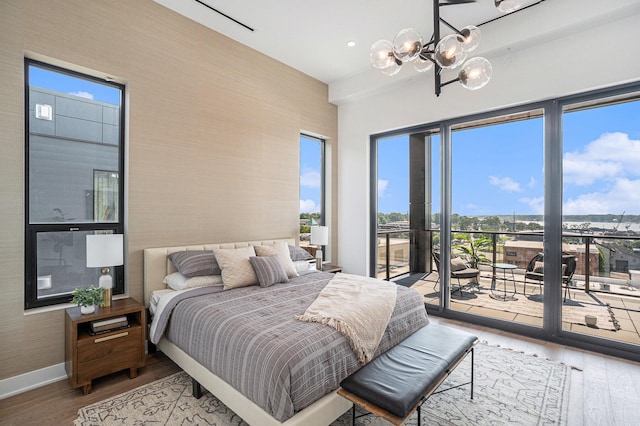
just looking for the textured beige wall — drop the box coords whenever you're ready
[0,0,337,380]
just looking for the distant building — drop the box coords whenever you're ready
[596,241,640,275]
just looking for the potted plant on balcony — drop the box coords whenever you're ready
[71,286,104,314]
[453,233,491,269]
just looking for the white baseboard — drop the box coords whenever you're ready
[0,363,67,400]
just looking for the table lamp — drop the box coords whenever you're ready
[86,234,123,307]
[310,226,328,270]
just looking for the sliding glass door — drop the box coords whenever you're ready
[561,93,640,345]
[375,135,410,280]
[448,111,545,327]
[370,82,639,360]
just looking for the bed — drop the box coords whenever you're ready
[144,238,429,426]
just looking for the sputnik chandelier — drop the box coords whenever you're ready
[370,0,524,96]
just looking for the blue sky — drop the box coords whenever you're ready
[29,65,121,105]
[299,135,322,214]
[373,100,640,217]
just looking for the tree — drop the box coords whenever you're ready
[482,216,503,231]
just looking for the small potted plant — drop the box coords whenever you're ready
[71,286,105,314]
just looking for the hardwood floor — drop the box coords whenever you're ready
[1,318,638,426]
[0,352,181,426]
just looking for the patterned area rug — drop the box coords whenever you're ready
[412,280,620,331]
[75,342,571,426]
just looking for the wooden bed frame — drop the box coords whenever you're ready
[143,238,352,426]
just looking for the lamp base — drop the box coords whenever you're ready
[98,268,113,307]
[315,248,323,270]
[102,287,112,307]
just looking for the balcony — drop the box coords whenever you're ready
[377,229,640,345]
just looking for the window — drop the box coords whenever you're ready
[561,92,640,341]
[369,83,640,360]
[299,134,325,248]
[25,60,125,309]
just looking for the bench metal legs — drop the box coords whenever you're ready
[417,347,475,426]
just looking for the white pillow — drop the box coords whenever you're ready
[293,260,311,272]
[163,272,223,291]
[254,241,299,278]
[213,246,259,290]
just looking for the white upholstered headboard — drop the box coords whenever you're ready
[143,238,296,306]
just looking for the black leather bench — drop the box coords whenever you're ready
[337,323,478,426]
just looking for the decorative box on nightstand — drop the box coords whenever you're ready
[65,298,146,394]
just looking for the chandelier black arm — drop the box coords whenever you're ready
[439,17,465,36]
[440,77,461,87]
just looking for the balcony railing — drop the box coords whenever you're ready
[376,228,640,298]
[376,230,413,281]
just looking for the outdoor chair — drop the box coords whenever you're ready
[432,251,480,296]
[524,253,577,301]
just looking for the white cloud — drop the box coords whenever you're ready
[69,91,94,100]
[563,132,640,186]
[300,168,321,188]
[378,179,389,197]
[489,176,522,192]
[563,178,640,214]
[528,177,537,188]
[519,196,544,215]
[299,199,319,213]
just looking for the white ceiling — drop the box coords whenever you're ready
[152,0,640,103]
[152,0,541,84]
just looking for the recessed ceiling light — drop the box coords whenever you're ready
[346,40,356,47]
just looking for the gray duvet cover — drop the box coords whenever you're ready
[162,270,429,422]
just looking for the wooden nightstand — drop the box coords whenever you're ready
[321,264,342,273]
[65,298,146,394]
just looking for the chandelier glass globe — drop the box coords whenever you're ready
[434,33,467,69]
[495,0,523,14]
[458,26,481,52]
[393,28,423,62]
[458,57,492,90]
[413,56,434,73]
[370,40,395,70]
[381,61,402,76]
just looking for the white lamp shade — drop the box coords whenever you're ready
[86,234,124,267]
[310,226,329,246]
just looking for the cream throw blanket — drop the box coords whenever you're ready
[295,272,397,364]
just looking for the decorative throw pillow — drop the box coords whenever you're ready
[254,241,299,278]
[163,272,223,291]
[289,245,314,261]
[168,250,221,277]
[249,255,289,288]
[451,257,468,271]
[213,246,259,290]
[533,261,544,274]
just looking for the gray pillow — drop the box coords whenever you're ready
[451,257,468,271]
[288,245,313,261]
[168,250,221,277]
[249,255,289,288]
[255,241,298,278]
[533,261,544,273]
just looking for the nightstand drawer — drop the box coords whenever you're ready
[77,327,142,380]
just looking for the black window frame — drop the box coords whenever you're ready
[24,59,126,309]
